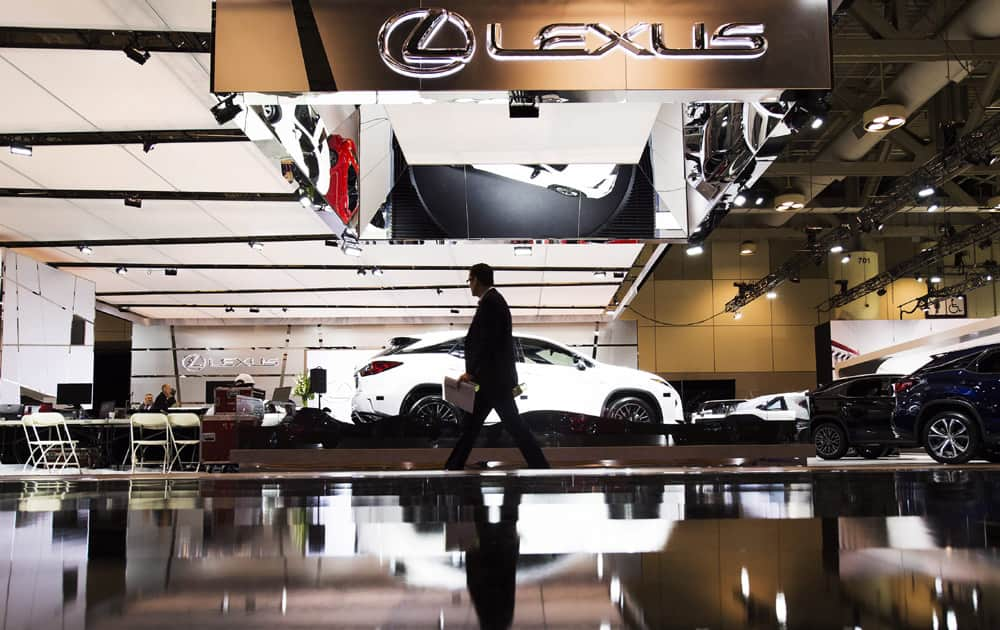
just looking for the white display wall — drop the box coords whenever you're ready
[0,250,96,404]
[131,320,638,416]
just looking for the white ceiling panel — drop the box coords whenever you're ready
[0,161,42,187]
[0,56,93,133]
[122,143,292,193]
[0,0,208,30]
[280,269,468,288]
[540,285,617,307]
[498,286,543,306]
[0,145,173,190]
[0,198,128,240]
[67,199,231,238]
[540,244,644,268]
[1,49,221,131]
[198,201,331,235]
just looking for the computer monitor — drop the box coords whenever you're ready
[272,386,292,402]
[57,383,93,409]
[97,401,116,419]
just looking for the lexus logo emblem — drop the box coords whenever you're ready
[181,353,207,372]
[377,8,476,78]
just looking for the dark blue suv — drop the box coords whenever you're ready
[893,344,1000,464]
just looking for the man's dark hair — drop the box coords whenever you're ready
[469,263,494,287]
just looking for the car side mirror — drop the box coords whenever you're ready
[574,358,587,371]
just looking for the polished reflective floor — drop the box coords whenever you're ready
[2,469,1000,629]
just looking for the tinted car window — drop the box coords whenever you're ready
[401,339,460,355]
[519,338,578,367]
[375,337,420,357]
[845,378,881,398]
[976,351,1000,374]
[913,350,980,375]
[763,397,787,411]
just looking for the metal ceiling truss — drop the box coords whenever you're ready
[0,27,210,52]
[0,129,247,148]
[725,111,1000,314]
[820,215,1000,311]
[904,264,999,312]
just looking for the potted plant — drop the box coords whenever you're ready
[293,373,315,407]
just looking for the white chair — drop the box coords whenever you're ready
[167,413,201,472]
[130,413,170,472]
[21,413,80,471]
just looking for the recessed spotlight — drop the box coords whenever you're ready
[115,266,128,275]
[917,185,936,198]
[249,241,264,251]
[9,143,31,157]
[124,195,142,208]
[841,254,851,264]
[77,245,93,255]
[766,291,778,300]
[686,244,704,256]
[830,245,844,254]
[513,245,533,257]
[734,193,748,207]
[863,104,907,133]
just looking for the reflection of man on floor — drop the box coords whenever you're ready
[445,263,549,470]
[466,483,522,630]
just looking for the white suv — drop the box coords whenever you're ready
[352,332,681,425]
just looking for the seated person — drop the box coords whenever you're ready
[137,393,156,412]
[153,384,176,413]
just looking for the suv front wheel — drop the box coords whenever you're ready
[923,411,980,464]
[813,422,848,460]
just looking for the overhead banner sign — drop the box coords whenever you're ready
[213,0,831,93]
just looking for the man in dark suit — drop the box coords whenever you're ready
[152,384,176,413]
[445,263,549,470]
[137,393,155,412]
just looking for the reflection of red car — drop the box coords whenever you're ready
[325,134,360,225]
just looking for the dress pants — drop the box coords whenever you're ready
[444,386,550,470]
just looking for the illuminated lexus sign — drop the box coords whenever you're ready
[180,353,280,373]
[213,0,830,93]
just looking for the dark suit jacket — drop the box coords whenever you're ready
[465,288,518,394]
[153,393,175,413]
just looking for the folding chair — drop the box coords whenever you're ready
[167,413,201,472]
[21,412,80,471]
[130,413,171,472]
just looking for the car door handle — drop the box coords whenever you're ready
[519,395,528,400]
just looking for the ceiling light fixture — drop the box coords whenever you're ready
[341,238,363,257]
[123,195,142,208]
[686,244,704,256]
[372,267,384,277]
[930,275,942,284]
[734,311,743,320]
[249,240,264,251]
[917,184,936,198]
[77,245,93,256]
[115,266,128,275]
[754,196,765,206]
[863,104,907,133]
[766,291,778,300]
[142,140,155,153]
[123,43,151,65]
[225,306,235,313]
[810,117,825,130]
[841,254,851,264]
[987,196,1000,211]
[774,192,806,212]
[9,143,31,157]
[740,240,757,256]
[928,202,940,213]
[829,244,844,254]
[211,94,242,125]
[356,268,367,276]
[513,245,533,257]
[249,307,261,313]
[164,268,178,276]
[733,192,748,207]
[593,270,607,279]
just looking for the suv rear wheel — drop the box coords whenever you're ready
[409,395,462,427]
[923,411,980,464]
[813,422,848,460]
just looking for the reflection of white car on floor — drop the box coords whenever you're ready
[352,332,681,425]
[469,163,620,199]
[690,399,746,423]
[730,392,810,422]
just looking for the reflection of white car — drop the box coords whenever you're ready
[265,103,332,196]
[690,399,746,423]
[469,163,619,199]
[731,392,810,422]
[352,332,681,424]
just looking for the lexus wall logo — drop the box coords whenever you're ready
[180,353,280,373]
[377,8,767,79]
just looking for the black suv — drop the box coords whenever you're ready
[892,344,1000,464]
[806,374,902,460]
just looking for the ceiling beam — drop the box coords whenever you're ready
[962,62,1000,136]
[833,38,1000,62]
[114,303,606,311]
[0,188,295,202]
[0,129,247,147]
[0,27,210,52]
[52,262,630,273]
[847,0,902,39]
[0,234,341,248]
[766,162,1000,177]
[97,281,621,297]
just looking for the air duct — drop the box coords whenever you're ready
[792,0,1000,209]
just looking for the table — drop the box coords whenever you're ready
[0,419,133,468]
